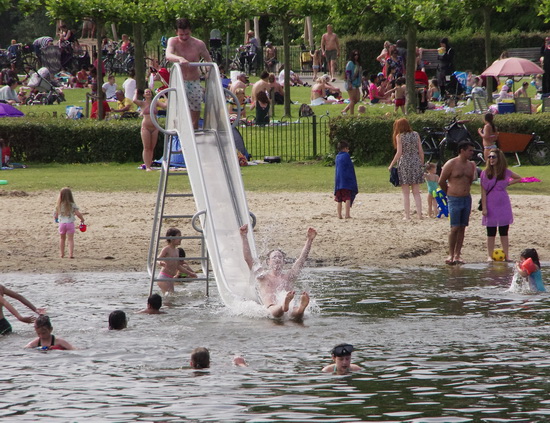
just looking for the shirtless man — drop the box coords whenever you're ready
[438,141,477,265]
[230,73,248,95]
[321,25,340,82]
[0,284,44,335]
[240,224,317,319]
[165,18,212,129]
[250,70,271,108]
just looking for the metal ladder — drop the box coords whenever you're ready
[146,133,211,296]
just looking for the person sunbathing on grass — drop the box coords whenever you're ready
[239,224,316,319]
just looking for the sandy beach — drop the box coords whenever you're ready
[1,189,549,274]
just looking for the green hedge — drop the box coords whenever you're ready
[329,113,550,165]
[342,31,546,77]
[0,117,164,163]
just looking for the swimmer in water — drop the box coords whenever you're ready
[239,224,317,319]
[190,347,210,369]
[25,315,75,350]
[322,343,361,375]
[138,293,166,314]
[108,310,127,330]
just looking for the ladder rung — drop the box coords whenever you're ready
[161,215,193,219]
[152,277,209,282]
[156,256,207,261]
[159,235,203,240]
[165,193,193,198]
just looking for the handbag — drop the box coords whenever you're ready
[389,167,399,187]
[478,178,497,211]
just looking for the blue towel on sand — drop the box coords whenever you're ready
[334,151,358,203]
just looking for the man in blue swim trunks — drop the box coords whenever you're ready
[166,18,212,130]
[438,141,477,265]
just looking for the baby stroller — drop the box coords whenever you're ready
[209,29,223,66]
[25,67,65,105]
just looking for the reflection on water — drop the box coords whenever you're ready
[1,264,550,422]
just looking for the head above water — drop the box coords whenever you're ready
[266,249,286,265]
[108,310,127,330]
[331,343,354,357]
[520,248,541,269]
[190,347,210,369]
[147,294,162,311]
[35,315,53,330]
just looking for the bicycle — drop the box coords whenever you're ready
[421,118,484,166]
[420,126,445,164]
[439,118,484,165]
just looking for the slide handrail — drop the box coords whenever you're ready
[161,62,260,306]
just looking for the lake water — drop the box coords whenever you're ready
[1,264,550,422]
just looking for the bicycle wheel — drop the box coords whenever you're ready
[23,54,39,70]
[421,135,439,164]
[439,138,456,165]
[528,140,550,166]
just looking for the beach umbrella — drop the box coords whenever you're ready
[481,57,543,77]
[0,103,24,118]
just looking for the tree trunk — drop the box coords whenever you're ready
[133,22,146,91]
[306,17,314,49]
[244,21,250,44]
[96,18,104,120]
[282,18,291,117]
[254,17,261,46]
[483,6,493,101]
[406,24,417,114]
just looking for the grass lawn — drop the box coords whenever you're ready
[18,73,541,120]
[2,162,549,196]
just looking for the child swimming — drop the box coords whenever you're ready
[25,315,74,350]
[322,343,361,375]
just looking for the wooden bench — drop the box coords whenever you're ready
[507,47,541,63]
[419,49,439,70]
[497,132,534,166]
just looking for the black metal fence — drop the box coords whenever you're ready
[236,113,332,161]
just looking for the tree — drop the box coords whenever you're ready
[246,0,328,116]
[21,0,170,119]
[364,0,459,113]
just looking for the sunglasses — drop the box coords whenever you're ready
[332,344,354,357]
[488,155,497,159]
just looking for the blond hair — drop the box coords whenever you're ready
[56,187,75,217]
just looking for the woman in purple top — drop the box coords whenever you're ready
[480,149,521,261]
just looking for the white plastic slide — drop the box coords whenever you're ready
[151,63,260,309]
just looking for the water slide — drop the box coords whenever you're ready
[151,63,261,309]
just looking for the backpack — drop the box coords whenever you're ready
[299,103,315,117]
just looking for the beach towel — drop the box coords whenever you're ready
[334,151,358,204]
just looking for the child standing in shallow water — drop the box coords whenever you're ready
[54,187,85,259]
[425,163,439,217]
[25,315,74,350]
[510,248,545,293]
[157,227,197,294]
